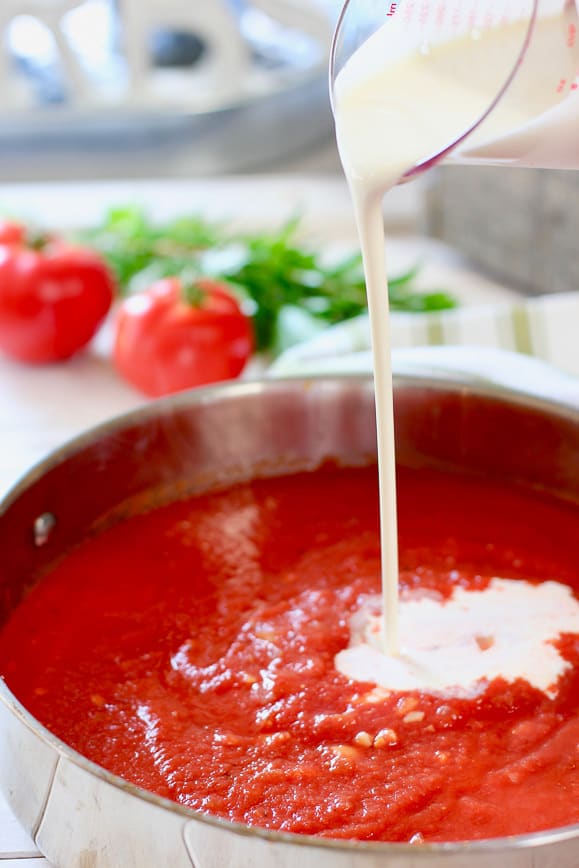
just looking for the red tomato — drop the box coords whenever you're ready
[113,277,254,397]
[0,229,115,363]
[0,221,27,246]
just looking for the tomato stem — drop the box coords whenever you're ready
[26,231,52,252]
[182,281,206,308]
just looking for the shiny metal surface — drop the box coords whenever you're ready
[0,375,578,867]
[0,69,333,178]
[0,1,334,178]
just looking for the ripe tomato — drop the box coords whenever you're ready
[113,277,254,397]
[0,228,115,363]
[0,221,27,246]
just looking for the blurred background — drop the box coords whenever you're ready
[0,0,575,294]
[0,0,341,179]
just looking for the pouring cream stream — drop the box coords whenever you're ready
[333,6,579,659]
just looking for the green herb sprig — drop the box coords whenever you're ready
[83,206,457,355]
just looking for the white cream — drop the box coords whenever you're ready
[334,3,579,657]
[335,7,579,186]
[335,578,579,698]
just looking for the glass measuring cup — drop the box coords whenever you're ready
[331,0,579,183]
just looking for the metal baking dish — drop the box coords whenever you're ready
[0,375,578,867]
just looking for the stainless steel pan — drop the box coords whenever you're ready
[0,375,577,867]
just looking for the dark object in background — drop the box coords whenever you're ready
[150,30,207,68]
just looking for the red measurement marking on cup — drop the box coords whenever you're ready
[403,1,415,24]
[568,23,577,48]
[387,3,398,17]
[557,78,568,93]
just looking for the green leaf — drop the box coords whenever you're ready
[80,208,458,351]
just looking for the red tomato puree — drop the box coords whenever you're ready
[0,466,578,843]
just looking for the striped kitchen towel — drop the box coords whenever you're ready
[269,291,579,382]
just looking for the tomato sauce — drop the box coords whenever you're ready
[0,466,577,843]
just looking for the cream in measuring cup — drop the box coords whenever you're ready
[334,0,579,184]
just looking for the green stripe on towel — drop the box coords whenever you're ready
[511,305,534,355]
[426,315,445,346]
